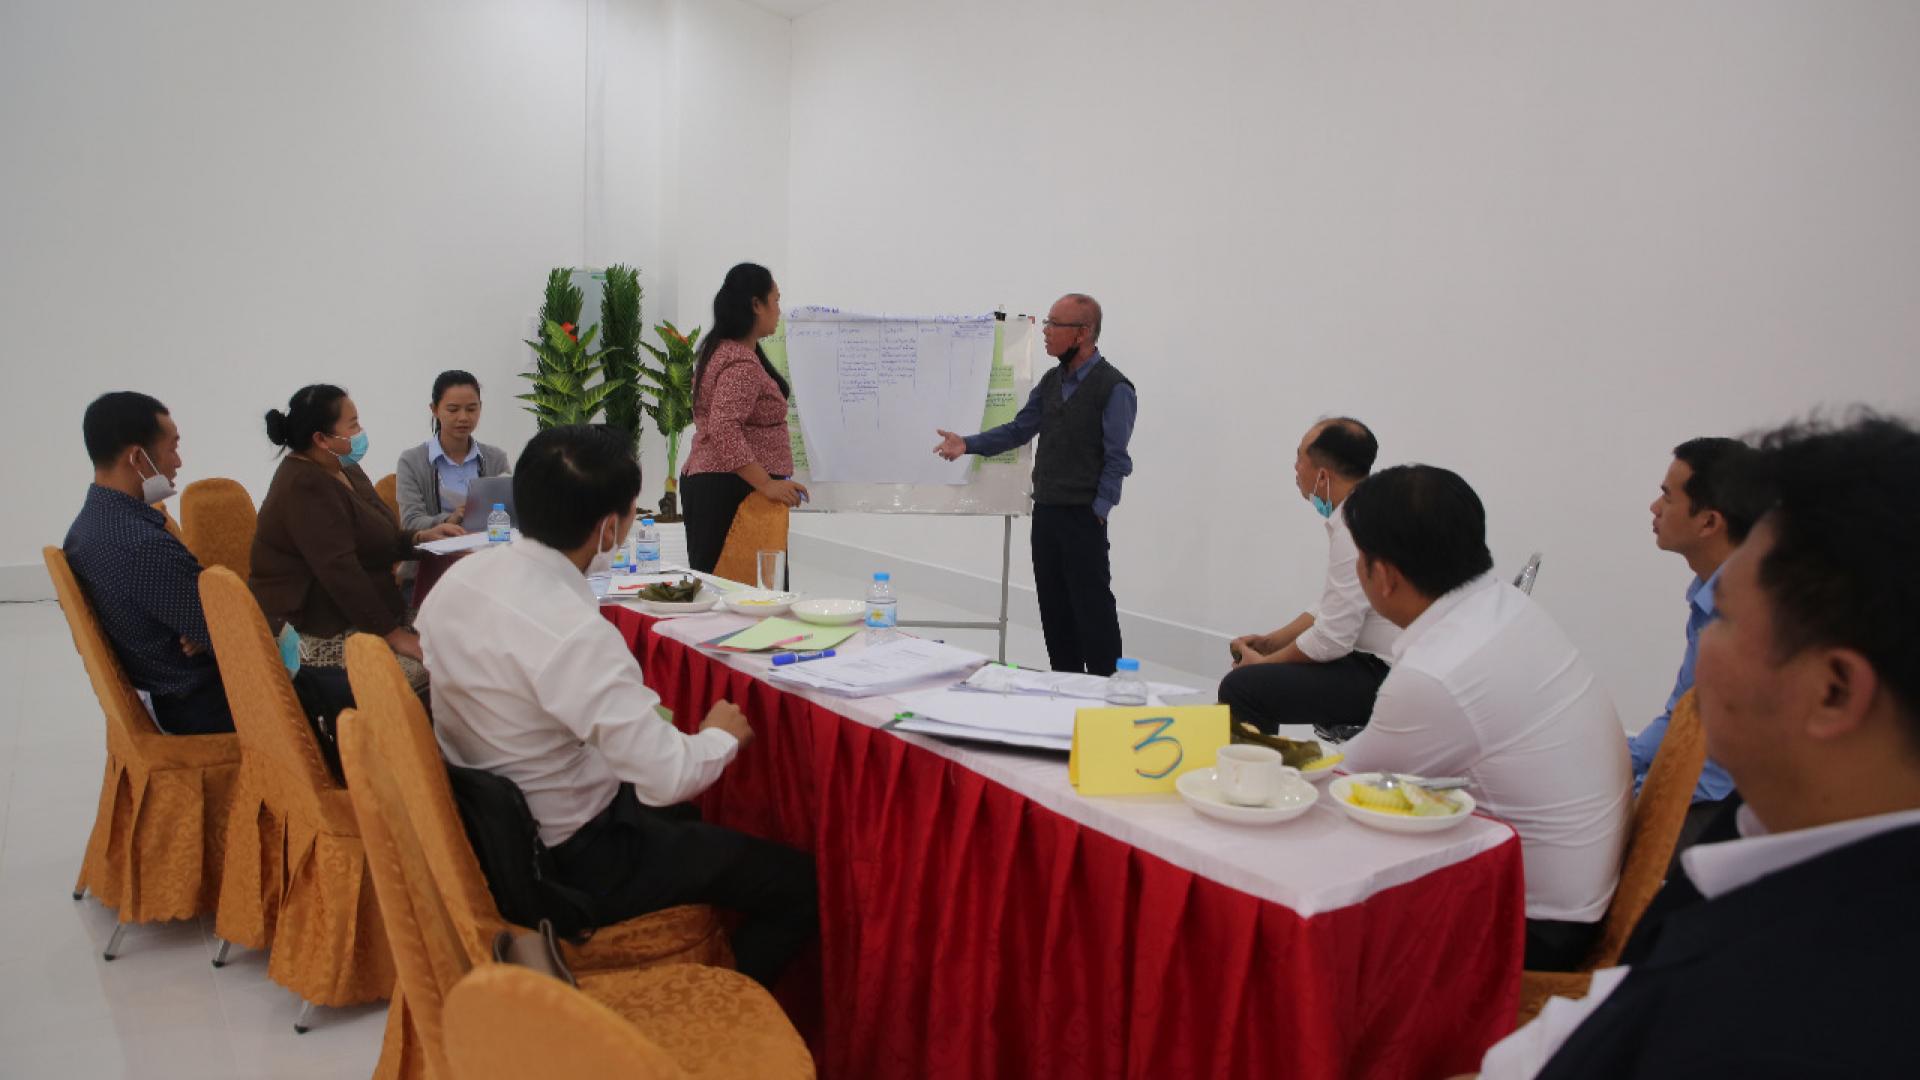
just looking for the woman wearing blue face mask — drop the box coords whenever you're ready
[251,384,463,693]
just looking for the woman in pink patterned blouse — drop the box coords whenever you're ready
[680,263,809,572]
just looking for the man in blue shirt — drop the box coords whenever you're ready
[63,392,232,734]
[1634,436,1768,842]
[934,294,1136,674]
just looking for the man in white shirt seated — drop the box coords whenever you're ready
[1337,465,1632,972]
[418,424,817,988]
[1468,413,1920,1079]
[1220,417,1399,738]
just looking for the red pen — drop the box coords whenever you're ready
[766,634,808,649]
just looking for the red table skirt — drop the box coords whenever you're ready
[604,607,1524,1080]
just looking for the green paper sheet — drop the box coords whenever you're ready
[716,616,861,652]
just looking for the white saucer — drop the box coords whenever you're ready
[1176,768,1319,825]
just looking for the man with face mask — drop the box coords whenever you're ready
[418,425,818,989]
[1217,417,1397,738]
[62,392,234,734]
[934,293,1136,675]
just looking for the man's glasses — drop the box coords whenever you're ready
[1041,320,1086,330]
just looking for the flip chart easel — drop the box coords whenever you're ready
[761,309,1037,662]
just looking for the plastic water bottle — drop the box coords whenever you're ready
[486,503,511,543]
[865,572,898,641]
[635,518,662,572]
[1105,658,1149,706]
[611,538,631,575]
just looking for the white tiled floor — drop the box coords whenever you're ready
[0,570,1215,1079]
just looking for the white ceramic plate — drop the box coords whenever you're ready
[1328,773,1477,834]
[639,588,721,616]
[1176,768,1319,826]
[790,597,866,626]
[722,590,799,617]
[1297,752,1345,783]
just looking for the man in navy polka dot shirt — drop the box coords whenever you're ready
[62,392,233,735]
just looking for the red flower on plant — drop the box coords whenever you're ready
[560,322,578,342]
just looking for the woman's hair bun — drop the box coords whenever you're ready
[264,409,289,447]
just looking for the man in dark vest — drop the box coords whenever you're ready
[935,293,1137,674]
[1462,413,1920,1079]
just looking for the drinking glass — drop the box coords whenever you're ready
[756,549,787,592]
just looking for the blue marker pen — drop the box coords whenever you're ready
[771,649,837,666]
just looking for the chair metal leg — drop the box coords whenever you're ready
[293,1000,316,1034]
[72,887,85,901]
[211,939,234,968]
[103,924,129,962]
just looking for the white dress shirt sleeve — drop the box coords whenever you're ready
[1477,966,1631,1078]
[533,619,739,807]
[1338,667,1482,777]
[1293,514,1370,662]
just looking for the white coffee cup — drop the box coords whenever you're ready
[1214,744,1294,806]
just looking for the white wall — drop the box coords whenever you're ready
[659,0,794,333]
[783,0,1920,719]
[0,0,592,576]
[0,0,794,586]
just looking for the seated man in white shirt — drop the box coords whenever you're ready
[1337,465,1632,972]
[1467,413,1920,1079]
[418,424,817,988]
[1220,417,1399,737]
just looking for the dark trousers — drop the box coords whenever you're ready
[150,677,235,735]
[1216,652,1391,735]
[549,785,818,989]
[681,471,755,574]
[1031,503,1122,676]
[1525,916,1603,972]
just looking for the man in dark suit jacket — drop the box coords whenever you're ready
[1468,413,1920,1078]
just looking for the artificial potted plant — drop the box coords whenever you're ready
[598,264,646,455]
[637,320,700,521]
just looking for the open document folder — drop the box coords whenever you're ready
[890,688,1079,753]
[766,638,987,698]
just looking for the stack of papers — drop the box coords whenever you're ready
[890,687,1078,753]
[710,617,862,653]
[957,665,1199,702]
[767,637,988,698]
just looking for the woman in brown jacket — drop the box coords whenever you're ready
[250,384,462,691]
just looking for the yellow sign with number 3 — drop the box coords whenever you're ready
[1068,705,1231,796]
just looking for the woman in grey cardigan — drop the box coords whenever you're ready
[395,370,511,533]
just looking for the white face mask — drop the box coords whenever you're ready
[133,447,177,503]
[586,517,618,579]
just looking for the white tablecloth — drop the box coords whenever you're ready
[641,608,1516,917]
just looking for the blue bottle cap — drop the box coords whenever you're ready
[641,517,654,526]
[493,503,505,510]
[874,572,890,582]
[1116,658,1140,672]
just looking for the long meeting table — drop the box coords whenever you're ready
[602,605,1524,1080]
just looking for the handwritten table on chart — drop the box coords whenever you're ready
[785,311,999,486]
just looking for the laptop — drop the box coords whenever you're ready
[460,475,517,532]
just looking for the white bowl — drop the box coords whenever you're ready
[790,597,866,626]
[1176,768,1319,826]
[1328,774,1476,834]
[722,590,798,617]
